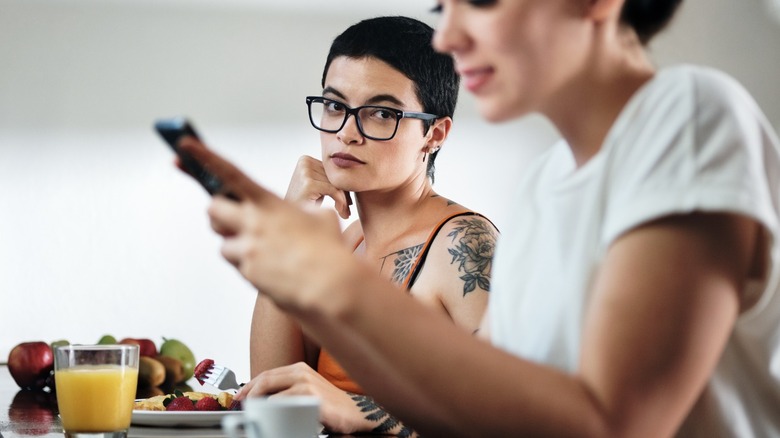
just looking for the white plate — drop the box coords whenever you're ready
[131,410,241,428]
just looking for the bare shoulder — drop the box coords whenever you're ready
[341,220,364,249]
[410,211,497,330]
[437,213,498,294]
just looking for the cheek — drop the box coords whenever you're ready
[390,131,427,161]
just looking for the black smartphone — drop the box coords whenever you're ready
[154,117,237,199]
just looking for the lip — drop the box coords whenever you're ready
[458,66,494,93]
[330,152,365,168]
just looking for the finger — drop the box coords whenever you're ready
[251,371,300,396]
[235,378,259,400]
[269,386,316,397]
[332,190,351,220]
[178,137,277,204]
[207,197,243,237]
[219,237,244,267]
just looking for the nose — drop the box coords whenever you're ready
[432,5,468,55]
[336,112,364,144]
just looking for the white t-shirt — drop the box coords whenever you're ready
[488,65,780,437]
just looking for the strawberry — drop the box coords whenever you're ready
[195,397,223,411]
[165,396,196,411]
[193,359,215,385]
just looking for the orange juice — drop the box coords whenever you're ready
[55,364,139,432]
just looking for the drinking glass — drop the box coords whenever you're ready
[54,344,139,438]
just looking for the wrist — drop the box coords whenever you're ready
[289,247,368,322]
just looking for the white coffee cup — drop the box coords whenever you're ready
[222,395,321,438]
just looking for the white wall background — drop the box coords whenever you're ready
[1,0,778,382]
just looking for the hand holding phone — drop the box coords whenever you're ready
[154,117,238,200]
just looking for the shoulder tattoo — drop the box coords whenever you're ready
[380,243,424,285]
[447,218,497,296]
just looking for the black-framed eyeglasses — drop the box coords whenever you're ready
[306,96,440,141]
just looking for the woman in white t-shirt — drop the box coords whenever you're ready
[180,0,780,436]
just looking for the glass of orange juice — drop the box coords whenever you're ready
[54,344,139,438]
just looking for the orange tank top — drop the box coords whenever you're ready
[317,211,486,394]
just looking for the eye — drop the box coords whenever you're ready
[430,3,443,13]
[376,109,394,119]
[370,108,397,121]
[324,100,346,112]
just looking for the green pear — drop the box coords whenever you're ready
[97,334,117,345]
[50,339,69,350]
[159,338,196,381]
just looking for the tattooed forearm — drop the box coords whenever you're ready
[447,218,496,296]
[349,393,416,438]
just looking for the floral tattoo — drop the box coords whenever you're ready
[447,218,496,296]
[380,243,424,284]
[349,393,415,438]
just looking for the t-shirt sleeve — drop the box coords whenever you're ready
[601,67,780,308]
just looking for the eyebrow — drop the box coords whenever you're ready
[322,86,407,108]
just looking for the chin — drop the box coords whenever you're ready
[328,176,358,193]
[476,95,530,123]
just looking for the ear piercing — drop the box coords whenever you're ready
[423,147,440,162]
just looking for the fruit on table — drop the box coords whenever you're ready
[138,356,166,388]
[159,338,196,381]
[49,339,69,350]
[7,342,54,391]
[97,334,117,345]
[155,355,185,386]
[119,337,158,357]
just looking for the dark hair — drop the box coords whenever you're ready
[321,16,459,183]
[620,0,684,45]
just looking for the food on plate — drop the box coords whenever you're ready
[134,390,238,411]
[166,396,197,411]
[194,397,223,411]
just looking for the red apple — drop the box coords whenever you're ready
[119,338,157,357]
[7,342,54,391]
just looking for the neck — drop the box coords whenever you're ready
[354,179,436,250]
[543,30,656,167]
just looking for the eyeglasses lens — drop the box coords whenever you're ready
[309,100,399,140]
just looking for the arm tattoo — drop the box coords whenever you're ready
[379,243,424,284]
[349,393,415,438]
[447,218,496,296]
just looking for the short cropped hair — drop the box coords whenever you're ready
[321,16,460,182]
